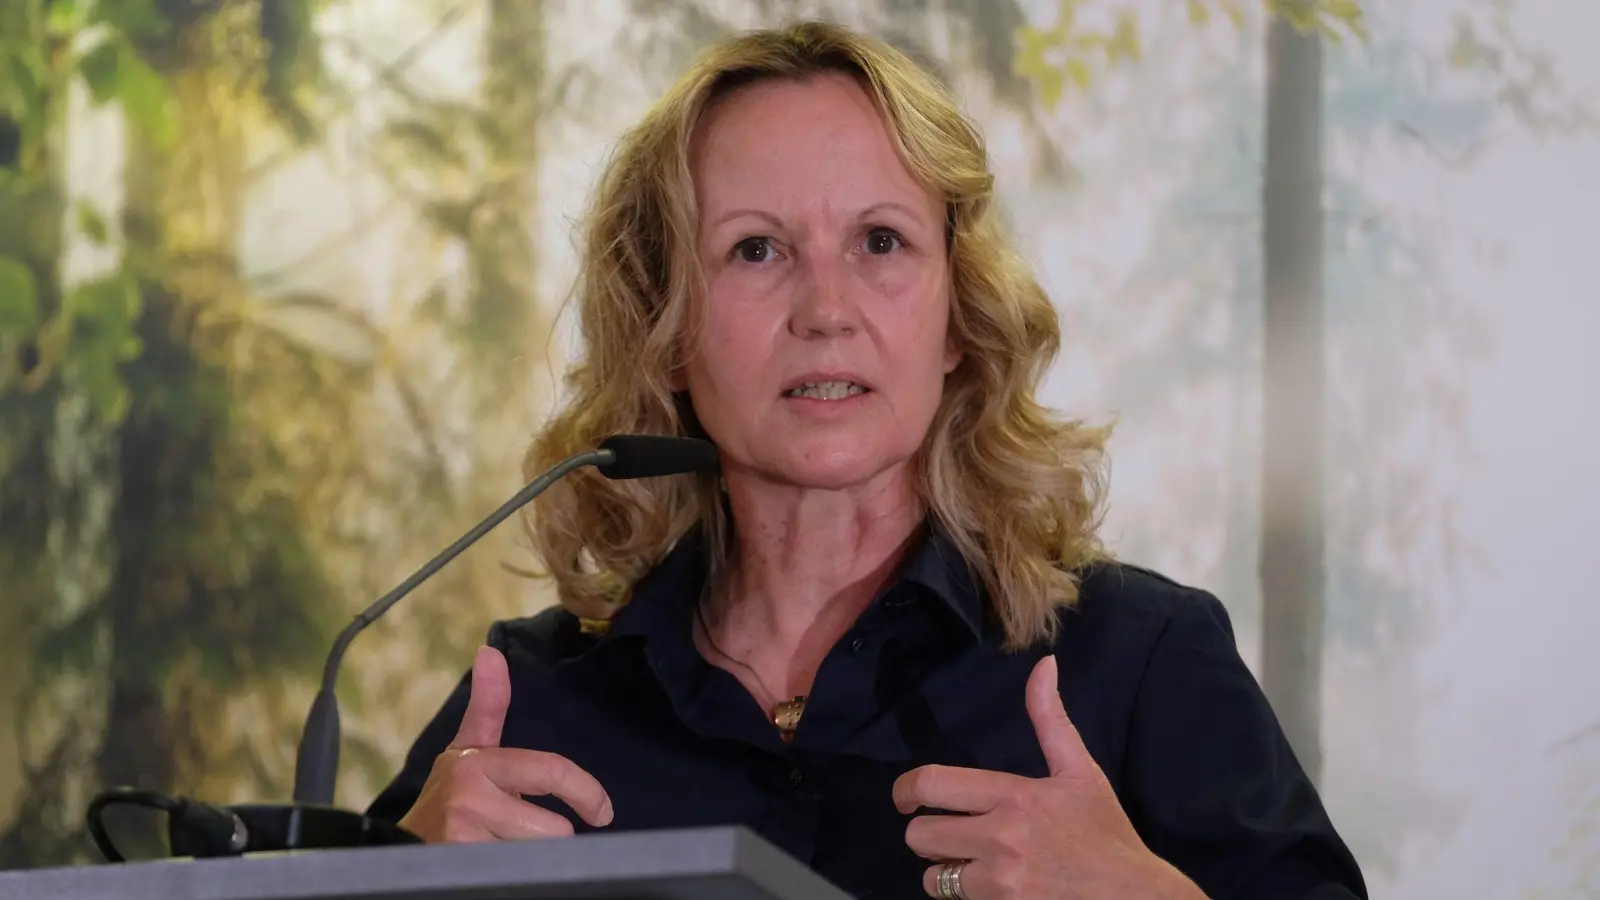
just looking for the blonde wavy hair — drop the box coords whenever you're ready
[522,20,1111,650]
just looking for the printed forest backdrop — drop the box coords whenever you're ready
[1,0,1597,896]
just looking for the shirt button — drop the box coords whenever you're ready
[849,635,868,654]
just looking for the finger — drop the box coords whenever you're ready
[430,807,498,844]
[469,786,582,841]
[904,810,993,862]
[450,646,511,749]
[921,859,991,900]
[1026,654,1088,777]
[428,779,577,843]
[473,747,615,827]
[893,765,1016,815]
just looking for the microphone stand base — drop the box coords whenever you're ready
[179,803,421,858]
[86,789,421,862]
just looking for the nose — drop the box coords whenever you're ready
[789,254,859,339]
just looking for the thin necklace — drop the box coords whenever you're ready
[694,588,808,743]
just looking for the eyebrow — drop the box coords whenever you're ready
[708,201,932,230]
[858,201,930,227]
[710,209,785,229]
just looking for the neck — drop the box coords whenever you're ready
[704,464,925,692]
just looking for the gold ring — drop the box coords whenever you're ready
[936,860,970,900]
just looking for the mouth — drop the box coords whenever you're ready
[782,379,871,401]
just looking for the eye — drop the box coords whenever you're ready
[732,237,777,264]
[864,228,903,255]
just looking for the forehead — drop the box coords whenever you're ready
[689,72,934,215]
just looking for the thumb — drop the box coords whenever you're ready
[450,645,511,749]
[1026,654,1089,777]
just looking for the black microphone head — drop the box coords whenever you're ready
[597,435,718,480]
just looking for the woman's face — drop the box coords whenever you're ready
[682,73,960,492]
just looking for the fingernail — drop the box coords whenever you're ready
[600,798,615,826]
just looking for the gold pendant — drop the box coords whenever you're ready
[772,696,807,743]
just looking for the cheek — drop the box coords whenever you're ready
[686,289,773,397]
[891,273,955,373]
[873,291,954,424]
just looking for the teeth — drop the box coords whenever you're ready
[786,381,866,401]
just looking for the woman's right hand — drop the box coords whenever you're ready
[398,646,615,843]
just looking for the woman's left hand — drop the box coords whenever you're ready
[892,655,1207,900]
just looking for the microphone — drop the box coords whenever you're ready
[294,434,717,805]
[85,434,717,861]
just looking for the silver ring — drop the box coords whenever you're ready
[936,860,970,900]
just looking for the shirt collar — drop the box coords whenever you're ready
[896,518,986,640]
[600,518,987,647]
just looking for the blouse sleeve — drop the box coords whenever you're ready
[1122,592,1369,900]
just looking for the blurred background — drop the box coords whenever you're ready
[1,0,1596,896]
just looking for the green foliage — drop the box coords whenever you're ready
[258,0,322,141]
[0,256,39,336]
[1,16,57,171]
[1261,0,1367,39]
[0,0,177,159]
[1016,0,1370,110]
[1014,7,1141,109]
[1444,0,1598,137]
[78,36,176,148]
[0,0,331,424]
[6,0,324,160]
[60,272,144,423]
[2,265,144,425]
[68,0,172,43]
[76,199,109,244]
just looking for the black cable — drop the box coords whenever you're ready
[85,787,184,863]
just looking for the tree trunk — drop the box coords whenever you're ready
[477,0,550,401]
[1259,11,1326,784]
[93,19,250,802]
[468,0,551,532]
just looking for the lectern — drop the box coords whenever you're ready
[0,825,855,900]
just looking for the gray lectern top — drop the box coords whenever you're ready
[0,825,856,900]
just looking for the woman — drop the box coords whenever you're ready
[367,20,1367,900]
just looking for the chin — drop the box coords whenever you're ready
[770,443,916,492]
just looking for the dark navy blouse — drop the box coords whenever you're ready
[368,526,1367,900]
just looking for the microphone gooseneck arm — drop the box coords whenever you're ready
[81,435,715,863]
[292,448,614,806]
